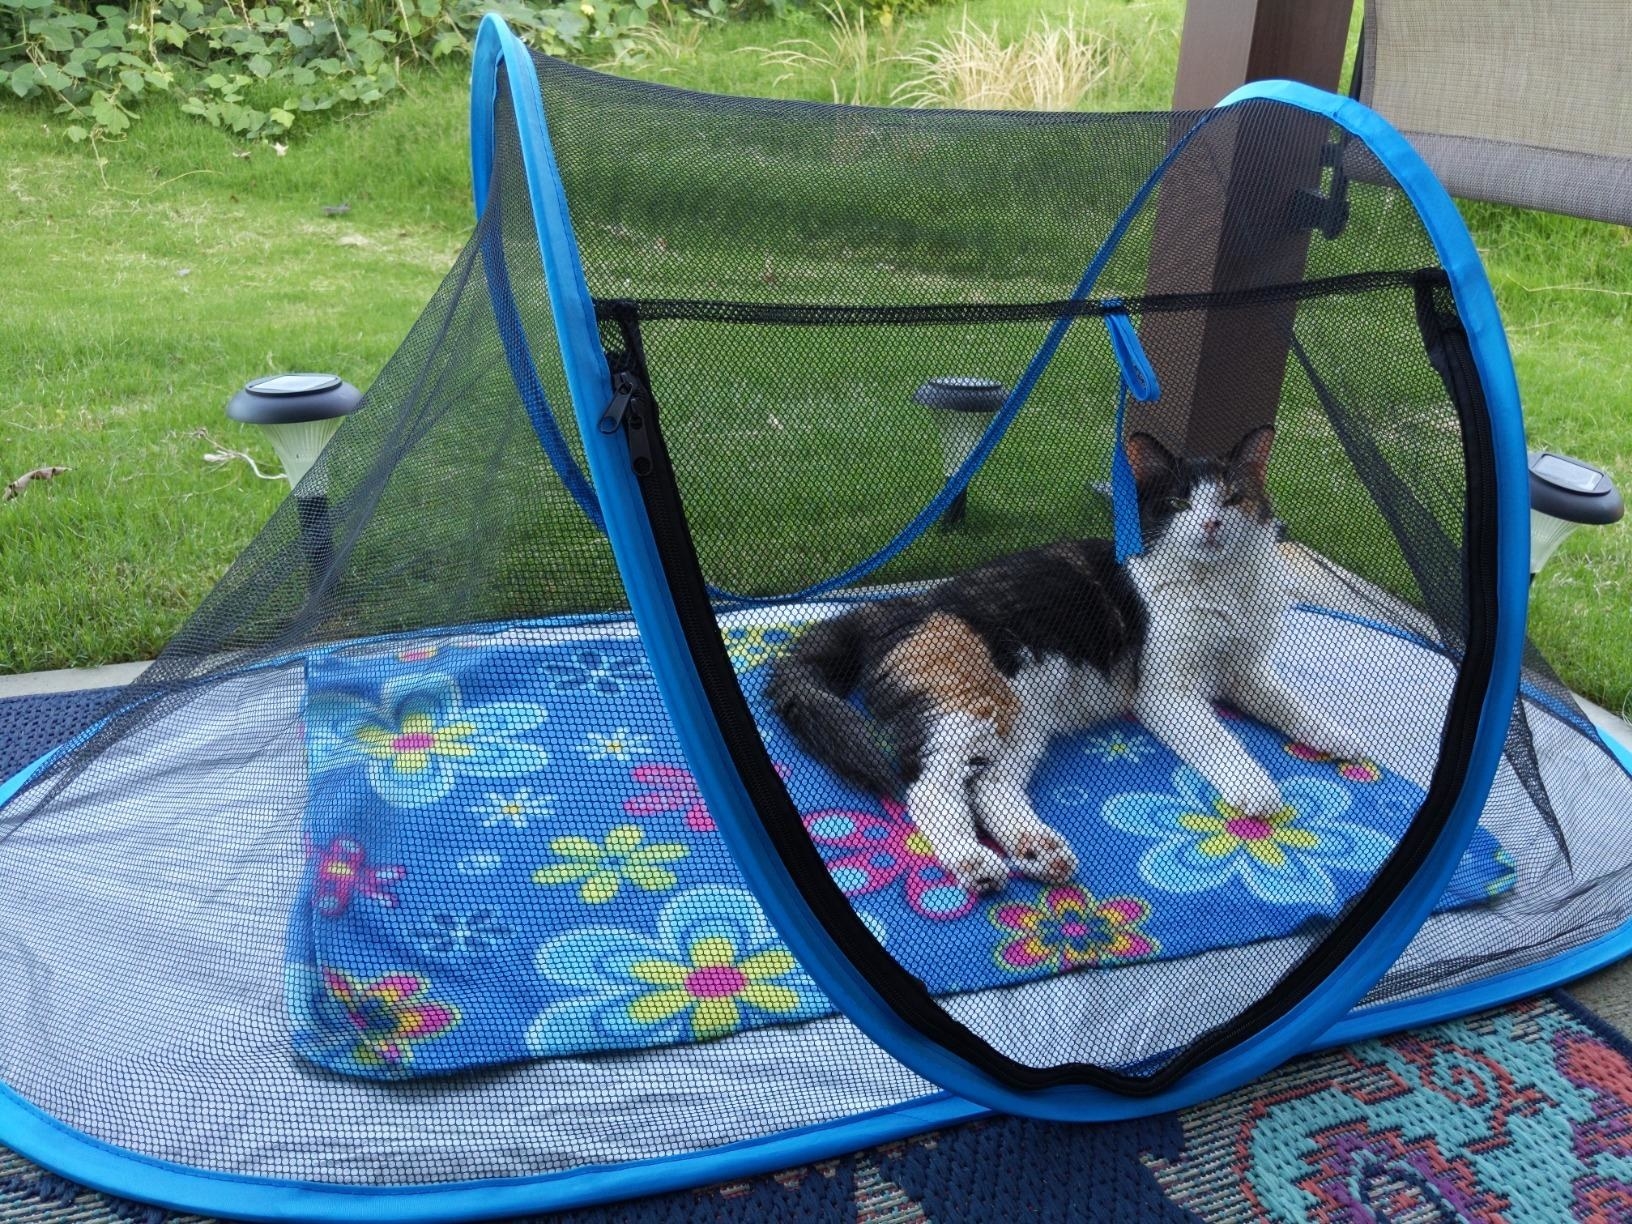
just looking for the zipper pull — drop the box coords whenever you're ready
[598,370,640,434]
[599,370,655,474]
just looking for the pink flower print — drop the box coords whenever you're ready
[625,764,715,833]
[396,644,439,664]
[316,968,459,1073]
[307,835,407,917]
[1286,741,1381,783]
[624,762,789,834]
[803,797,975,920]
[988,886,1157,974]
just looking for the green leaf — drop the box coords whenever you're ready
[37,62,71,91]
[285,22,311,47]
[64,124,88,142]
[90,93,129,133]
[119,68,144,94]
[268,105,293,126]
[33,20,78,53]
[246,52,272,77]
[8,64,39,98]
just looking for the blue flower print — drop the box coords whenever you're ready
[307,672,547,809]
[1082,729,1156,766]
[1103,766,1393,906]
[581,726,652,763]
[538,647,651,698]
[526,887,829,1055]
[418,909,514,959]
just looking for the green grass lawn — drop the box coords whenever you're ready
[0,0,1627,719]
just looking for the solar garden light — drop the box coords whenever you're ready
[226,374,362,488]
[1528,449,1623,577]
[913,376,1007,529]
[227,373,361,586]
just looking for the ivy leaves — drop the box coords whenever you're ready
[1,0,662,143]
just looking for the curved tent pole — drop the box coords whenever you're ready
[470,45,603,530]
[0,34,1539,1220]
[470,64,1226,602]
[481,6,1530,1121]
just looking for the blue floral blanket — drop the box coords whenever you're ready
[288,614,1513,1080]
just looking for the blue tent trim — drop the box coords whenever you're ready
[546,64,1530,1122]
[0,24,1599,1222]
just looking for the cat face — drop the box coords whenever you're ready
[1123,426,1277,564]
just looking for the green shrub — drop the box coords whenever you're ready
[0,0,660,141]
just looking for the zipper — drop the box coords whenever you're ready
[605,274,1503,1097]
[600,368,654,474]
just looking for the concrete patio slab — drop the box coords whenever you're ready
[0,661,148,699]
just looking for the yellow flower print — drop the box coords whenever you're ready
[532,824,688,903]
[625,936,804,1040]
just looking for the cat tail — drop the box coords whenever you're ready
[766,608,901,797]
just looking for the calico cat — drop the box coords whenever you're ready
[767,426,1367,894]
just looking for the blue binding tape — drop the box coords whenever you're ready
[474,84,1219,603]
[1111,386,1144,563]
[0,51,1540,1220]
[1104,304,1161,402]
[1103,301,1160,563]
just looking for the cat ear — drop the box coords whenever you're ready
[1123,432,1176,489]
[1228,425,1275,489]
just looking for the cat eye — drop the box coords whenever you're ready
[1223,488,1245,506]
[1165,496,1191,511]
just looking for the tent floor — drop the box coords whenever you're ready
[2,582,1630,1186]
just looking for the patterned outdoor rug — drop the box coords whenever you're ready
[0,991,1628,1222]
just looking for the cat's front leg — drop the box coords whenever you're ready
[1228,665,1369,762]
[1136,689,1284,816]
[970,723,1078,884]
[907,712,1010,894]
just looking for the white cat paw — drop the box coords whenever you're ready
[1007,825,1079,883]
[1217,772,1285,817]
[947,844,1010,895]
[1299,726,1370,763]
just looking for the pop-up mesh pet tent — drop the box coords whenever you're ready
[3,14,1631,1220]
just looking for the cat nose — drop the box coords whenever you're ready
[1203,517,1222,535]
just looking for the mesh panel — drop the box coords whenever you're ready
[0,48,1627,1198]
[541,58,1505,1090]
[0,72,927,1185]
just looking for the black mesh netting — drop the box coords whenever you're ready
[0,52,1629,1191]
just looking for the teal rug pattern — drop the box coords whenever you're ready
[5,991,1632,1222]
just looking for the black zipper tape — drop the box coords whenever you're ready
[602,278,1502,1096]
[596,268,1439,329]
